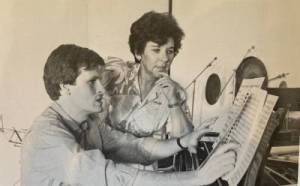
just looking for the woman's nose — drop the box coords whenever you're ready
[159,51,169,62]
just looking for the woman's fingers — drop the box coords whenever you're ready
[157,72,169,77]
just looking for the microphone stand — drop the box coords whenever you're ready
[185,57,218,118]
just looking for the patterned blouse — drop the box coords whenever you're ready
[105,57,192,139]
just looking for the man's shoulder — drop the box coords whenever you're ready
[25,106,72,144]
[32,106,63,130]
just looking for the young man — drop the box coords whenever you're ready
[21,44,237,186]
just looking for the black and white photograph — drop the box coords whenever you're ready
[0,0,299,185]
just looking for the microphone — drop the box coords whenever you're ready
[185,57,218,89]
[208,57,218,67]
[243,45,255,59]
[281,72,290,78]
[268,73,290,82]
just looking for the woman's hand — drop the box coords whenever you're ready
[156,73,186,105]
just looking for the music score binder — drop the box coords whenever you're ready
[201,78,278,186]
[197,84,251,170]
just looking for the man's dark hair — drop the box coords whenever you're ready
[129,11,185,63]
[43,44,105,100]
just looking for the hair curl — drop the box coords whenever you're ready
[129,11,184,63]
[43,44,104,100]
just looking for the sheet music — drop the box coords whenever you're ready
[225,87,267,142]
[224,94,278,186]
[212,87,251,137]
[239,77,265,88]
[210,77,265,135]
[198,77,278,186]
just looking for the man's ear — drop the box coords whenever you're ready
[135,55,141,61]
[134,51,142,62]
[59,84,71,96]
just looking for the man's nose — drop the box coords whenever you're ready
[95,79,106,93]
[95,79,111,102]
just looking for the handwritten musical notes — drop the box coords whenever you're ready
[0,114,27,147]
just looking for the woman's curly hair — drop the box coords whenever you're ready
[129,11,185,63]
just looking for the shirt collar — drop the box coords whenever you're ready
[132,64,167,104]
[130,63,141,95]
[50,102,82,133]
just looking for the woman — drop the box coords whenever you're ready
[105,11,196,170]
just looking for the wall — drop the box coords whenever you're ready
[172,0,300,88]
[0,0,299,185]
[171,0,300,123]
[0,1,167,185]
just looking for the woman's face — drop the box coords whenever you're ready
[139,38,175,78]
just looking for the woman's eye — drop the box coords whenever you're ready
[167,50,175,55]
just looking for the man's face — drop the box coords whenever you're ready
[67,66,109,115]
[140,37,175,78]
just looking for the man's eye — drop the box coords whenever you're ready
[88,79,96,85]
[152,49,160,53]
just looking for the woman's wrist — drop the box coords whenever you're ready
[178,135,189,150]
[176,138,188,150]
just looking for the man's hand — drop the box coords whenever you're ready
[179,121,212,153]
[196,143,238,185]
